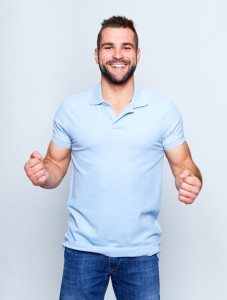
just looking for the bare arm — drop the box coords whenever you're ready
[165,142,202,204]
[24,142,71,189]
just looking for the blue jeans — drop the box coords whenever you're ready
[59,247,160,300]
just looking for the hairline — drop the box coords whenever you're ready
[97,26,139,50]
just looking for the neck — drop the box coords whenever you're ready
[100,77,135,108]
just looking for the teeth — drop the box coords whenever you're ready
[111,64,125,68]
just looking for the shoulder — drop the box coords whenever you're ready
[61,89,92,110]
[138,86,178,113]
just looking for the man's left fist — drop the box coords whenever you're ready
[177,170,202,204]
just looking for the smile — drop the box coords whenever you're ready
[109,64,127,68]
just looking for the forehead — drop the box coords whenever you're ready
[100,27,135,45]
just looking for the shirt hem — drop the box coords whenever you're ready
[51,137,71,149]
[62,241,160,258]
[163,137,186,150]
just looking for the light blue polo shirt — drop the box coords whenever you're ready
[52,83,185,257]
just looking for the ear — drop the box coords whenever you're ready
[136,48,141,62]
[94,48,99,64]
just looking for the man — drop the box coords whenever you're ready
[24,16,202,300]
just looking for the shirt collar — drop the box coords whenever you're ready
[89,82,148,109]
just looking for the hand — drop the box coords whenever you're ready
[24,151,48,186]
[177,170,202,204]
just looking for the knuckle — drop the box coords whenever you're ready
[179,194,184,201]
[33,158,38,165]
[193,187,199,194]
[182,182,187,189]
[198,182,202,189]
[187,178,192,185]
[26,169,33,177]
[179,188,184,195]
[40,176,46,183]
[31,174,37,181]
[195,189,199,194]
[37,176,45,185]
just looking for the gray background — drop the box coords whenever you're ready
[1,0,226,299]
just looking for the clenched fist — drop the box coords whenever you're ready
[177,170,202,204]
[24,151,48,186]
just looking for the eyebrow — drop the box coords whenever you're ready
[100,42,114,48]
[100,42,135,48]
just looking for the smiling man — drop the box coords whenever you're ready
[24,16,202,300]
[97,27,138,85]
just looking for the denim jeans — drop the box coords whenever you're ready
[59,247,160,300]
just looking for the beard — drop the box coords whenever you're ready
[98,59,137,85]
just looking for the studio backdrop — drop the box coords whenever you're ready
[1,0,226,299]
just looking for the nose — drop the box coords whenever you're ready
[112,47,123,59]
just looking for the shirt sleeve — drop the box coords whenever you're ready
[161,102,186,150]
[51,102,72,148]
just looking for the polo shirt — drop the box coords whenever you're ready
[52,83,185,257]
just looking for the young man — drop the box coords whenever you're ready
[24,16,202,300]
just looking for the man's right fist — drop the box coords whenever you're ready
[24,151,48,186]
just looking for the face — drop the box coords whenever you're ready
[95,27,140,85]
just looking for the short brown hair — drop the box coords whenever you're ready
[97,16,139,49]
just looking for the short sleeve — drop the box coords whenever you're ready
[51,102,72,148]
[161,103,185,150]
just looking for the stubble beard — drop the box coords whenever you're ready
[98,59,137,85]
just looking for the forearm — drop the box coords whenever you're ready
[24,144,71,189]
[165,143,202,204]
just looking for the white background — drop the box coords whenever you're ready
[1,0,227,299]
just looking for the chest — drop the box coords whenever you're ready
[67,104,165,152]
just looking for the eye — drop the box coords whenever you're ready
[104,46,112,50]
[123,46,132,50]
